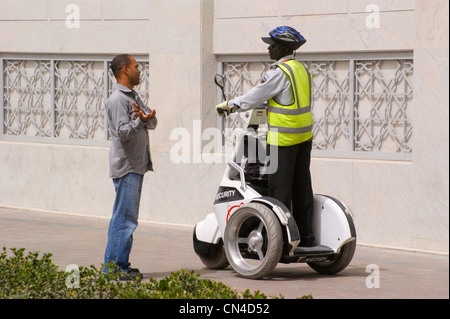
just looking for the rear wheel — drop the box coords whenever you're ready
[199,242,229,270]
[193,227,229,270]
[307,239,356,274]
[224,203,283,279]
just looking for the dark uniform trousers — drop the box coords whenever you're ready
[268,139,315,246]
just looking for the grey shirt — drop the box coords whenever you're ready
[228,55,295,111]
[106,83,158,179]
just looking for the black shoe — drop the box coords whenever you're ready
[119,268,142,281]
[299,240,315,247]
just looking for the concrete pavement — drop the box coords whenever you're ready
[0,207,448,299]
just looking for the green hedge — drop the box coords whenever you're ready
[0,247,312,299]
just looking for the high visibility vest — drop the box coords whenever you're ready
[267,59,313,146]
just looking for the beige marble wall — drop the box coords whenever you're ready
[0,141,113,218]
[0,0,149,54]
[409,0,449,251]
[212,0,448,253]
[214,0,415,54]
[0,0,221,227]
[0,0,448,252]
[142,0,224,225]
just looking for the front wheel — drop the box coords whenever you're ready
[224,203,283,279]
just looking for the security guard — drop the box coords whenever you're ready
[216,26,315,246]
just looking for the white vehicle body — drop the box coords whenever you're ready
[193,105,356,278]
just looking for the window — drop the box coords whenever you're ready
[0,55,149,145]
[218,52,413,161]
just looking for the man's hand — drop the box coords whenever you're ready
[215,101,231,117]
[132,101,156,122]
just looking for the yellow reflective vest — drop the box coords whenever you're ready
[267,59,313,146]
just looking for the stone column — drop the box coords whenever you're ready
[143,0,222,225]
[410,0,449,251]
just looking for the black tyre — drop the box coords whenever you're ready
[199,243,229,270]
[224,203,283,279]
[193,227,229,270]
[307,239,356,274]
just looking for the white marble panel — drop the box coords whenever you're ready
[412,48,450,145]
[353,161,416,248]
[410,143,449,252]
[139,152,226,225]
[149,0,201,54]
[48,0,102,20]
[310,158,355,211]
[103,0,150,20]
[46,144,113,218]
[0,142,51,208]
[280,0,348,16]
[215,0,278,19]
[0,0,448,254]
[0,0,48,20]
[0,21,149,54]
[348,0,414,13]
[214,11,415,54]
[312,157,420,249]
[214,19,281,55]
[0,142,113,218]
[148,53,202,153]
[414,0,449,49]
[410,0,449,252]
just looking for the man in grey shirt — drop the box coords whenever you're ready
[103,54,157,279]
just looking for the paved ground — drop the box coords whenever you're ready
[0,207,448,299]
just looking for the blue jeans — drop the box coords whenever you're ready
[103,173,143,273]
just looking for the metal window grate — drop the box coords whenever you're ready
[353,60,413,154]
[1,56,149,143]
[220,55,413,160]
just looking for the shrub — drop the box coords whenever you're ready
[0,247,311,299]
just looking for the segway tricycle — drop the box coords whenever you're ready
[193,77,356,279]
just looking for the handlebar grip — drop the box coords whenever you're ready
[217,108,226,116]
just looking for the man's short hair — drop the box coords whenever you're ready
[111,54,131,78]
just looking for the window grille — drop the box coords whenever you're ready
[1,56,149,144]
[219,54,413,160]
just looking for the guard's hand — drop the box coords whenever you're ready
[215,101,230,117]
